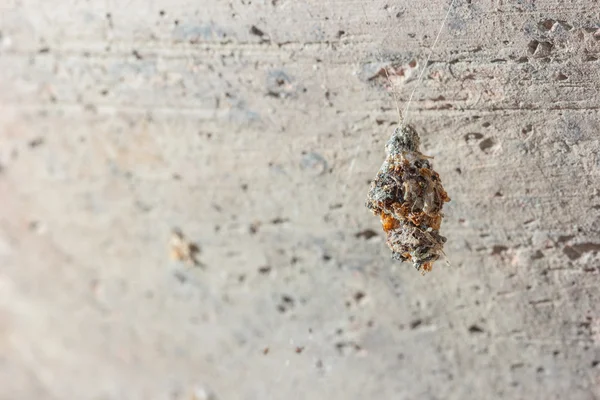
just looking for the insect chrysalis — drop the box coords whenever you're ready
[365,0,456,274]
[365,124,450,273]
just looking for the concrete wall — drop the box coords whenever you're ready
[1,0,599,399]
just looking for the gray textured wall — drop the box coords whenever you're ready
[1,0,599,399]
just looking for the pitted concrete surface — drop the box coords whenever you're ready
[1,1,599,399]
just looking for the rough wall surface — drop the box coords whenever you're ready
[1,0,600,399]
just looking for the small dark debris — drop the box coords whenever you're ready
[353,291,366,303]
[494,191,503,197]
[592,360,600,368]
[521,125,533,135]
[335,341,361,354]
[355,229,378,240]
[250,25,266,37]
[531,250,544,260]
[479,138,496,152]
[491,245,508,255]
[170,229,202,267]
[482,122,491,128]
[241,183,248,191]
[159,10,166,16]
[468,324,485,334]
[271,217,289,224]
[38,47,50,54]
[538,19,555,31]
[28,138,44,148]
[266,70,295,98]
[329,203,343,210]
[295,346,304,354]
[282,295,295,305]
[455,168,462,174]
[337,30,345,38]
[556,73,568,81]
[263,347,269,355]
[322,254,332,261]
[132,49,143,60]
[258,266,271,274]
[536,366,544,373]
[410,319,422,329]
[556,235,574,244]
